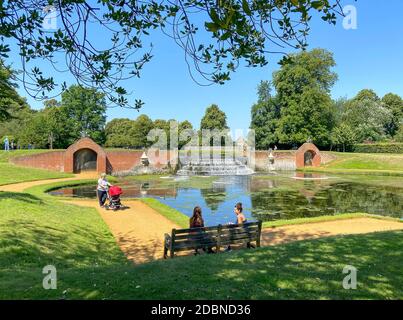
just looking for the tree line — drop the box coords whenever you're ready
[2,49,402,152]
[250,49,403,151]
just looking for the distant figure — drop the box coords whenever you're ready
[3,136,9,151]
[10,140,14,150]
[274,145,278,151]
[97,173,112,208]
[28,143,32,150]
[189,206,214,255]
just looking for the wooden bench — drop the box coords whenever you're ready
[163,221,262,258]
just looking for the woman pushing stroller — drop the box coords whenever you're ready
[97,173,112,208]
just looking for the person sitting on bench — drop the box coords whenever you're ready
[225,202,254,252]
[189,206,214,255]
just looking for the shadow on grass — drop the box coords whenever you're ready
[1,231,401,300]
[0,192,43,204]
[0,218,128,270]
[261,227,331,245]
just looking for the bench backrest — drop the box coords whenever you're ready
[170,221,262,252]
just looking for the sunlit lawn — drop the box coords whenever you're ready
[305,152,403,175]
[0,163,71,186]
[0,150,71,185]
[0,189,401,300]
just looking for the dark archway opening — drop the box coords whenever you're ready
[74,148,97,173]
[304,151,315,166]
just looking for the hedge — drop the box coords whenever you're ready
[353,143,403,154]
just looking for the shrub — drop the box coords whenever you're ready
[353,143,403,154]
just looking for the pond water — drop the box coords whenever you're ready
[49,173,403,226]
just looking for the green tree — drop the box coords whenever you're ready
[60,85,107,145]
[250,81,280,149]
[274,49,337,147]
[395,125,403,142]
[354,89,380,102]
[331,123,357,152]
[178,120,194,149]
[382,93,403,137]
[132,115,155,149]
[200,104,228,131]
[105,118,137,148]
[0,103,33,146]
[343,91,392,142]
[200,104,229,146]
[0,60,27,121]
[17,111,50,148]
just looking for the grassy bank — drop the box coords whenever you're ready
[0,150,71,185]
[0,149,59,163]
[139,198,189,228]
[308,152,403,176]
[0,163,72,186]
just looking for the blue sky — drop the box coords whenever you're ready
[12,0,403,131]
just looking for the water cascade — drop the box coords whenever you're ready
[177,158,254,176]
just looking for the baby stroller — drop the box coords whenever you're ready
[106,186,123,211]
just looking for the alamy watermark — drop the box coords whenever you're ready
[42,265,57,290]
[343,5,358,30]
[342,265,357,290]
[42,5,58,30]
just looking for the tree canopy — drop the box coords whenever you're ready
[250,49,403,150]
[0,0,345,108]
[0,60,27,121]
[200,104,229,131]
[60,85,107,145]
[251,49,337,148]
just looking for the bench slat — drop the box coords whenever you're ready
[220,223,260,230]
[174,231,220,240]
[173,232,259,249]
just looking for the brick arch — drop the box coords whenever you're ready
[64,137,107,173]
[295,143,322,168]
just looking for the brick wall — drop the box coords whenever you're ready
[10,151,65,172]
[9,143,336,174]
[106,150,143,173]
[254,151,296,171]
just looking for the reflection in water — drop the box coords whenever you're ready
[50,175,403,226]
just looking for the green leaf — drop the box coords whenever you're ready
[205,22,220,32]
[242,0,252,16]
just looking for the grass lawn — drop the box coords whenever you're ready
[306,152,403,176]
[0,163,72,186]
[0,150,71,185]
[0,189,401,300]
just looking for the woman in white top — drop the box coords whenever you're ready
[97,173,112,207]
